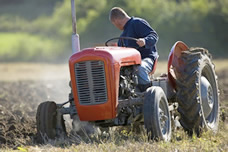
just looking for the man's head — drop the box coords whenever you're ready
[109,7,130,30]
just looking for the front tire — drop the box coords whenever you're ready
[36,101,66,143]
[143,86,171,141]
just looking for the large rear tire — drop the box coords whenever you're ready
[143,86,171,141]
[36,101,66,142]
[175,48,219,135]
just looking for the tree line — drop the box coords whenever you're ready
[0,0,227,62]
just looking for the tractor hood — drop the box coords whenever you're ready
[69,46,141,121]
[69,46,141,66]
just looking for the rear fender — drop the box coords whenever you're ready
[167,41,189,90]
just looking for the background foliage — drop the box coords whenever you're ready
[0,0,227,62]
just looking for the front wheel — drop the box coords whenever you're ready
[36,101,66,143]
[143,86,171,141]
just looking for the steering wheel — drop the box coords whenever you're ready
[105,37,138,47]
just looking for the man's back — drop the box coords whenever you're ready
[118,17,159,60]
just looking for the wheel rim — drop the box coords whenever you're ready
[200,76,214,118]
[159,97,170,136]
[200,64,219,129]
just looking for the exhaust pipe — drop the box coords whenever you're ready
[71,0,80,54]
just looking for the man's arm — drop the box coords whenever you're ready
[134,19,158,49]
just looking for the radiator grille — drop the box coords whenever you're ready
[75,60,107,105]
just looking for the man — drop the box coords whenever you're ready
[109,7,159,91]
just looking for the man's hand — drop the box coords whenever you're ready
[136,38,145,47]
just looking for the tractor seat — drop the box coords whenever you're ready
[149,58,158,76]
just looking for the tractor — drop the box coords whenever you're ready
[36,0,219,142]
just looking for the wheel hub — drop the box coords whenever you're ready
[159,108,168,133]
[201,76,214,118]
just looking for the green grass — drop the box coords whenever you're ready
[0,32,68,62]
[2,125,227,152]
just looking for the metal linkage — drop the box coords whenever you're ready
[118,95,144,109]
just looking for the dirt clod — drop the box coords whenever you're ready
[0,135,6,144]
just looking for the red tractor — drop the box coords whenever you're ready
[36,1,219,142]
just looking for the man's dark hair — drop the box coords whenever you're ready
[109,7,128,21]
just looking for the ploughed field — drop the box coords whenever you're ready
[0,61,227,150]
[0,63,71,148]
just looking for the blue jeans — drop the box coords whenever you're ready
[135,58,154,85]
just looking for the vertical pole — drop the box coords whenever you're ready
[71,0,80,54]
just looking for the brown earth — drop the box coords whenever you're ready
[0,63,227,148]
[0,80,70,148]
